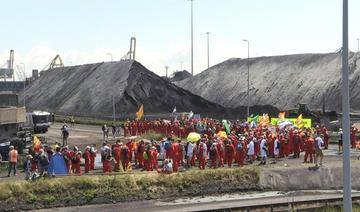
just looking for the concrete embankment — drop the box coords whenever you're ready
[260,163,360,191]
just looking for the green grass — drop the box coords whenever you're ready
[0,167,259,210]
[317,205,360,212]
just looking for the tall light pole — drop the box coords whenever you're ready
[206,32,210,69]
[112,95,116,124]
[243,39,250,118]
[107,53,113,62]
[20,63,26,108]
[357,38,359,53]
[189,0,194,75]
[165,66,169,78]
[342,1,352,211]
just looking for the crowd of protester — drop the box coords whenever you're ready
[8,117,360,180]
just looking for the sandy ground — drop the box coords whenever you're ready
[1,122,360,182]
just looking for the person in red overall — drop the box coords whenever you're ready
[150,146,159,170]
[83,146,91,173]
[322,126,329,149]
[125,140,133,165]
[224,141,235,168]
[136,140,145,168]
[73,151,82,175]
[90,144,97,171]
[144,147,151,171]
[216,139,225,167]
[112,140,122,171]
[279,133,286,158]
[198,141,207,169]
[287,128,294,155]
[209,143,219,168]
[67,147,75,174]
[267,133,274,157]
[293,130,301,158]
[235,138,245,167]
[120,144,130,171]
[171,140,181,172]
[304,135,314,163]
[351,125,358,149]
[102,144,112,173]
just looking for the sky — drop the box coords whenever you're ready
[0,0,360,79]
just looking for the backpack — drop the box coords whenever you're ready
[276,141,281,149]
[143,151,149,160]
[236,143,243,151]
[210,148,216,157]
[122,147,129,157]
[164,141,172,151]
[225,144,232,153]
[40,155,49,166]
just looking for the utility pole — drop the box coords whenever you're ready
[357,38,359,53]
[243,39,250,118]
[206,32,210,69]
[165,66,169,78]
[189,0,194,75]
[342,0,352,211]
[112,95,116,124]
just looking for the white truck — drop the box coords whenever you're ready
[25,111,54,133]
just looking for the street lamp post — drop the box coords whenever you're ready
[107,53,113,62]
[20,63,26,108]
[342,1,352,211]
[243,39,250,118]
[112,95,116,124]
[189,0,194,75]
[357,38,359,53]
[206,32,210,69]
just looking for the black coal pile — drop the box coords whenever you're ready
[21,60,230,118]
[175,52,360,113]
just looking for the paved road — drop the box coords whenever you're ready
[37,190,360,212]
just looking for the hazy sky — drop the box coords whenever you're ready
[0,0,359,79]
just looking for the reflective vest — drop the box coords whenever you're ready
[9,149,18,163]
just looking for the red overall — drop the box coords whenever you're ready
[351,127,358,149]
[112,144,121,171]
[225,144,235,168]
[171,142,181,172]
[216,141,225,167]
[84,150,91,173]
[209,147,219,168]
[304,137,314,163]
[137,143,145,168]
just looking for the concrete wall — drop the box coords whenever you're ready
[260,163,360,191]
[0,107,26,125]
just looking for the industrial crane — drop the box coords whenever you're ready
[42,54,64,71]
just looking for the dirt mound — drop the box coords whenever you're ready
[21,61,227,118]
[175,53,360,112]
